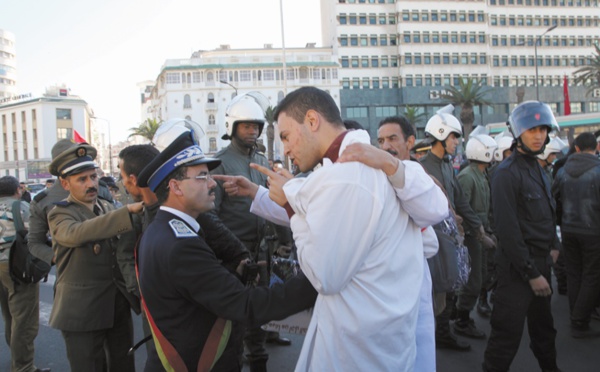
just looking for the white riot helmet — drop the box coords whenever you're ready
[493,135,515,162]
[465,134,498,163]
[223,93,267,140]
[152,118,205,152]
[425,104,463,141]
[537,137,568,161]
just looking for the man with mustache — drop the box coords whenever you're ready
[46,142,143,371]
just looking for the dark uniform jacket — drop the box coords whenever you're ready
[458,163,491,230]
[420,152,482,233]
[552,152,600,236]
[139,210,317,371]
[492,151,560,281]
[48,195,136,331]
[28,183,69,264]
[212,142,270,244]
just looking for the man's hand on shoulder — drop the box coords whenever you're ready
[127,202,144,214]
[338,143,399,176]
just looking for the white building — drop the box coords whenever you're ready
[321,0,600,138]
[0,86,93,181]
[142,44,339,158]
[0,29,17,99]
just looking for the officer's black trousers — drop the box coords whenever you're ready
[483,258,558,372]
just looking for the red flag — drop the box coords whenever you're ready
[73,129,87,143]
[563,75,571,116]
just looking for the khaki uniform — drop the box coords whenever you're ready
[48,195,136,371]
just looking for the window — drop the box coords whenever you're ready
[351,57,359,68]
[208,93,215,103]
[352,78,360,89]
[166,73,181,84]
[342,78,350,89]
[340,15,347,24]
[349,15,357,24]
[382,77,390,89]
[370,15,377,24]
[57,128,72,140]
[362,78,370,89]
[340,36,348,46]
[390,35,397,46]
[414,54,422,64]
[370,35,378,46]
[208,115,215,125]
[361,57,369,68]
[381,57,389,67]
[56,108,71,120]
[360,15,367,24]
[404,54,412,64]
[413,33,420,43]
[371,57,379,67]
[350,36,358,46]
[391,56,398,67]
[263,69,274,81]
[360,36,368,46]
[183,94,191,109]
[380,35,387,46]
[372,78,380,89]
[375,106,397,117]
[379,15,386,24]
[193,72,202,83]
[346,107,368,118]
[239,70,251,81]
[209,138,217,152]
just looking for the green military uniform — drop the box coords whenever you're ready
[0,194,39,372]
[456,164,490,313]
[48,195,136,371]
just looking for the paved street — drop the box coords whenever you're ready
[2,269,599,371]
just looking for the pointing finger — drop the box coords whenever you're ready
[250,163,278,178]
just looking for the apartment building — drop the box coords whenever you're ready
[142,44,339,157]
[0,29,17,99]
[321,0,600,137]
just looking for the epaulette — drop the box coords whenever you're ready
[168,219,197,238]
[54,200,73,207]
[33,189,49,203]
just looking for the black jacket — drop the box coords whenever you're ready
[139,210,317,371]
[552,152,600,236]
[492,151,560,281]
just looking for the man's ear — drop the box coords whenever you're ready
[130,174,138,186]
[305,110,320,132]
[168,178,183,196]
[60,177,70,191]
[407,135,416,150]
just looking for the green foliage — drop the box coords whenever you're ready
[573,44,600,96]
[128,118,162,141]
[441,78,492,138]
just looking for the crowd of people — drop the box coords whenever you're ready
[0,86,599,372]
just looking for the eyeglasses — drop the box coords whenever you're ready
[181,173,213,182]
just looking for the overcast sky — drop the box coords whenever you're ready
[1,0,322,142]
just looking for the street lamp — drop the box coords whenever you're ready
[219,80,238,96]
[91,116,112,176]
[534,24,558,101]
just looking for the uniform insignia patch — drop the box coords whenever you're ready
[169,219,196,238]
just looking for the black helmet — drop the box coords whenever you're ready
[508,101,559,155]
[508,101,559,140]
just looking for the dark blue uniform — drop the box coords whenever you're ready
[483,150,559,372]
[138,210,316,371]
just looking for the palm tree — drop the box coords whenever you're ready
[402,106,427,129]
[440,77,492,139]
[265,106,276,161]
[573,44,600,96]
[129,118,162,142]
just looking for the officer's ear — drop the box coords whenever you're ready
[60,176,71,192]
[167,178,184,196]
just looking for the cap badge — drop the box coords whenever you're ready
[535,113,541,121]
[77,148,87,157]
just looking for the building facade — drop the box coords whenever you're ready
[141,44,340,158]
[0,29,17,99]
[0,86,93,181]
[321,0,600,138]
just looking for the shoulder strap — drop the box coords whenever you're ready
[11,200,25,232]
[134,235,231,372]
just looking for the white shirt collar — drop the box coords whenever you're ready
[159,206,200,233]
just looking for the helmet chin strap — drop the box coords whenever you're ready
[516,137,546,156]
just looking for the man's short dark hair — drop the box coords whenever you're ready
[574,132,597,152]
[0,176,20,197]
[119,145,160,177]
[379,116,416,141]
[154,166,188,205]
[274,87,344,128]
